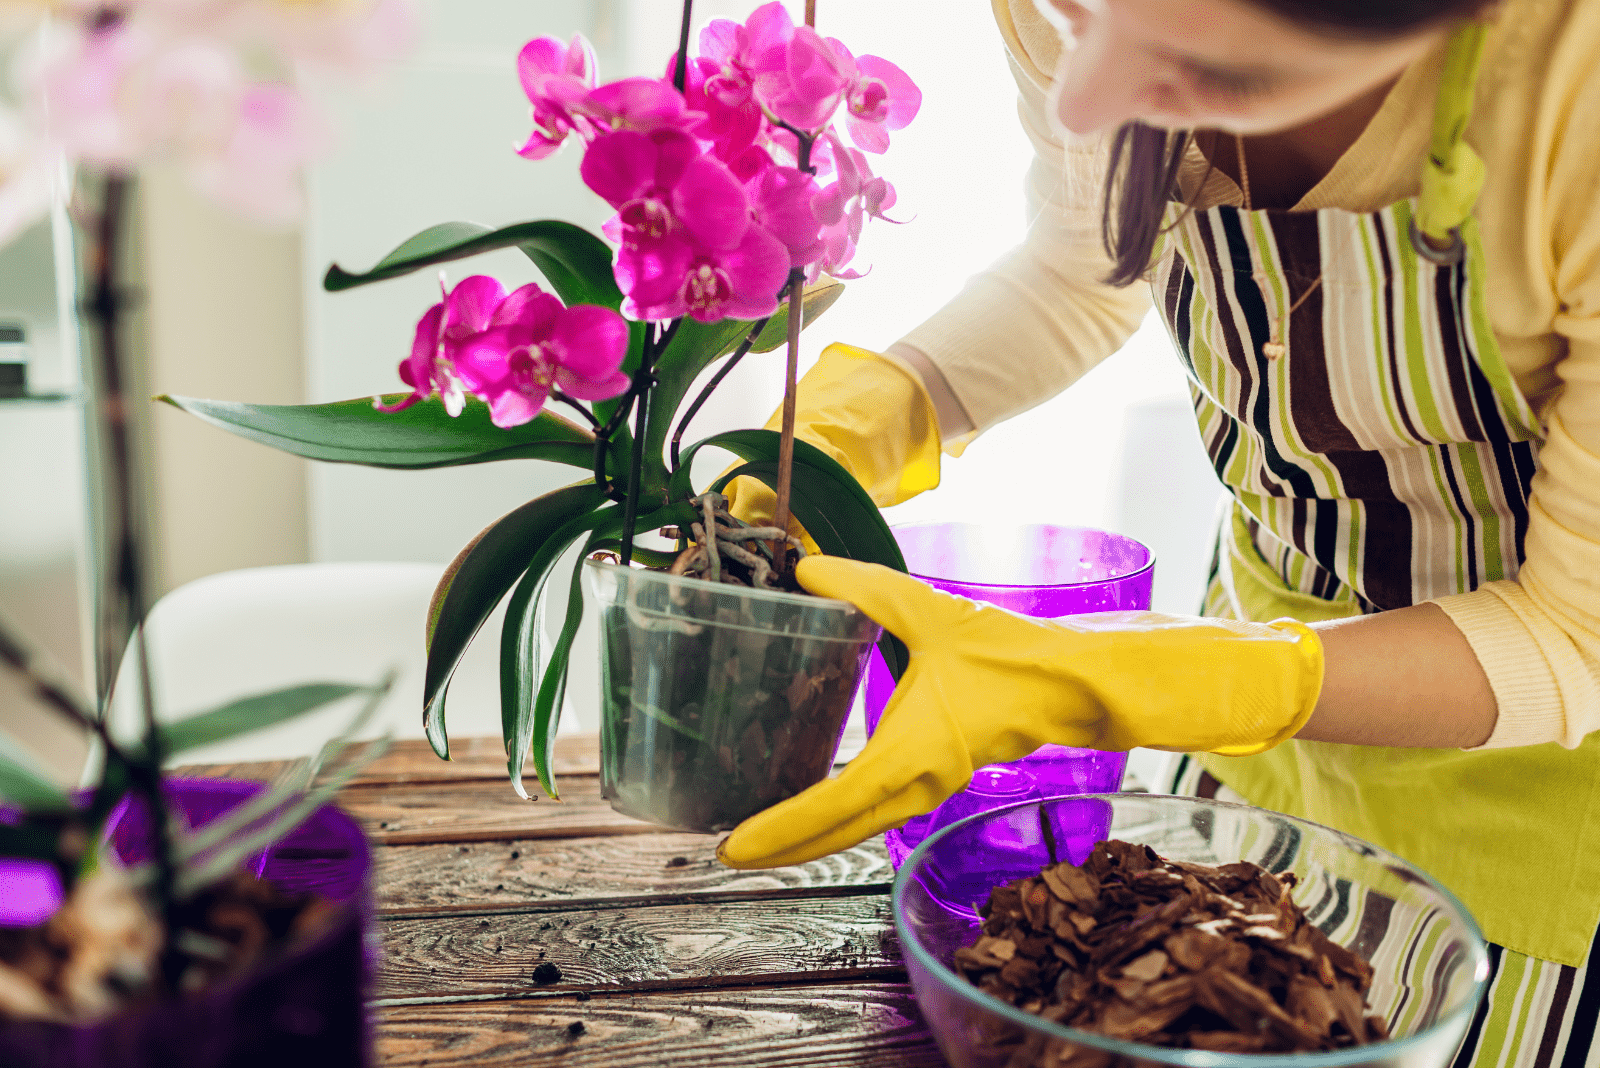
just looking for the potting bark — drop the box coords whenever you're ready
[955,839,1390,1062]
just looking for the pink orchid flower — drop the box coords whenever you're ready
[839,51,920,154]
[452,283,631,429]
[679,54,762,164]
[674,4,793,160]
[582,128,751,253]
[809,131,901,279]
[756,25,851,133]
[616,223,789,324]
[379,274,503,416]
[743,155,824,269]
[516,35,599,160]
[582,78,708,139]
[378,276,629,428]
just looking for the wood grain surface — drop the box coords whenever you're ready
[373,834,891,912]
[375,892,901,1000]
[176,725,868,788]
[375,982,944,1068]
[200,733,937,1067]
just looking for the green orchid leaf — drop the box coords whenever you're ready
[0,732,71,810]
[647,280,845,471]
[526,548,592,802]
[321,219,648,429]
[714,456,910,682]
[155,683,372,759]
[681,428,910,681]
[499,504,619,800]
[424,481,608,759]
[521,500,698,799]
[159,393,597,471]
[323,220,620,309]
[587,541,678,569]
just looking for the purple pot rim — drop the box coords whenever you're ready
[888,522,1157,592]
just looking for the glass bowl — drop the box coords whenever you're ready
[893,793,1489,1068]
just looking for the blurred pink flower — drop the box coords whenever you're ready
[8,0,414,228]
[381,276,630,428]
[516,34,598,160]
[188,83,331,223]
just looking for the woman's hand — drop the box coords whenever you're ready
[716,556,1324,869]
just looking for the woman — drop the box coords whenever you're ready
[718,0,1600,1061]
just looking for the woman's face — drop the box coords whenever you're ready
[1038,0,1454,136]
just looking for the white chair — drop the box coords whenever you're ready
[103,561,580,768]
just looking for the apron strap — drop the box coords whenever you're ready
[1413,20,1489,262]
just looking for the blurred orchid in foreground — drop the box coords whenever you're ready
[0,0,415,244]
[382,276,631,429]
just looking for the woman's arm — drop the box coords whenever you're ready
[1300,606,1497,748]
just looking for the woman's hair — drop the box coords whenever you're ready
[1101,0,1492,287]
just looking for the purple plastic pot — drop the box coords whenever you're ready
[0,778,374,1068]
[865,523,1154,868]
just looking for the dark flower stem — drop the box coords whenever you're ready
[669,316,768,472]
[673,0,694,92]
[551,390,603,432]
[84,172,181,957]
[768,0,819,549]
[770,113,817,563]
[617,321,673,565]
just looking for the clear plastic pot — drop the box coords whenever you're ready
[585,559,881,833]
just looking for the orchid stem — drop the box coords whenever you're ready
[551,390,602,432]
[805,0,815,28]
[770,268,804,565]
[84,171,181,970]
[617,319,679,564]
[669,316,768,472]
[673,0,694,92]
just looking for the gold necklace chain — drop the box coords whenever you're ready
[1235,132,1326,361]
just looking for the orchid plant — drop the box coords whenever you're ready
[0,0,412,985]
[165,0,921,801]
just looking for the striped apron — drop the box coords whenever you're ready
[1150,21,1600,1067]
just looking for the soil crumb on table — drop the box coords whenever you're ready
[955,839,1389,1055]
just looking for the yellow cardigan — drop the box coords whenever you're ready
[898,0,1600,751]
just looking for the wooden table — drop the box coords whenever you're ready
[181,732,947,1066]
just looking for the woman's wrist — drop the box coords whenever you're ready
[885,342,977,441]
[1300,603,1498,748]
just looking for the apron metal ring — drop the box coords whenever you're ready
[1408,218,1466,266]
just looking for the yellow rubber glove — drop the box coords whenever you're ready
[723,343,944,552]
[717,557,1324,870]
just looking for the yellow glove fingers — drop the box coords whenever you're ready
[795,556,970,654]
[716,723,970,868]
